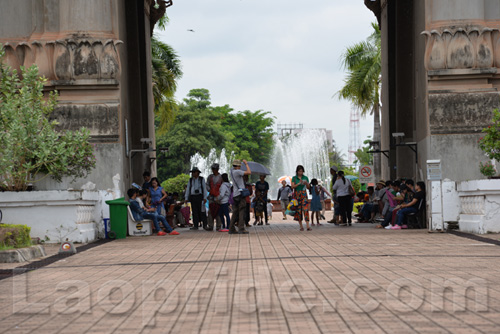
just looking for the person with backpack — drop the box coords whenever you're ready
[185,167,207,230]
[206,163,223,231]
[253,190,266,225]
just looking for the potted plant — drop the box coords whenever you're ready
[479,161,496,178]
[478,109,500,179]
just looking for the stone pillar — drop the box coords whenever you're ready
[0,0,156,191]
[423,0,500,181]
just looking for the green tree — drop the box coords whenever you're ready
[337,22,381,179]
[0,47,96,191]
[156,89,276,180]
[328,139,347,169]
[354,138,374,166]
[151,36,183,134]
[161,173,190,194]
[156,90,227,179]
[214,108,275,164]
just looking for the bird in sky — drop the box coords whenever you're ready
[187,29,195,32]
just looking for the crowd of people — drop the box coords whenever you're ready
[126,162,426,236]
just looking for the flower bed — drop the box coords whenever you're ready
[0,224,32,249]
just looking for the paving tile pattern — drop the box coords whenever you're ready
[1,216,500,334]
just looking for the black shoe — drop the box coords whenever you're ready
[253,221,258,226]
[190,227,199,230]
[265,222,270,225]
[320,214,326,220]
[238,230,249,234]
[228,230,238,234]
[258,222,263,225]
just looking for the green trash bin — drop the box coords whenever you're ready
[105,197,130,239]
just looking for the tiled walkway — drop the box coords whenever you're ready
[1,216,500,334]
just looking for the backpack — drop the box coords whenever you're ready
[188,176,204,196]
[208,175,221,197]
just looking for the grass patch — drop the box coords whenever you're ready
[0,224,32,249]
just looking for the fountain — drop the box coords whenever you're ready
[269,129,331,197]
[189,148,233,177]
[188,129,332,198]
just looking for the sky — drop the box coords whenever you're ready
[156,0,376,161]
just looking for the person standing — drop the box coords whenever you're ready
[142,171,152,190]
[266,199,273,220]
[332,171,354,226]
[277,180,292,220]
[318,181,332,220]
[217,173,232,231]
[244,175,253,227]
[185,167,207,230]
[229,159,251,234]
[255,174,270,225]
[328,166,340,224]
[206,163,223,231]
[309,179,322,226]
[149,177,167,216]
[291,165,311,231]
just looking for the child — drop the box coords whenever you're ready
[266,199,273,223]
[309,179,322,226]
[253,190,266,225]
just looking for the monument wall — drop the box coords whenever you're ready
[377,0,500,181]
[0,0,156,192]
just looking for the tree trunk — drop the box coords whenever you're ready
[373,103,382,181]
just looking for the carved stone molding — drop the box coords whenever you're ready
[422,26,499,71]
[149,0,173,36]
[460,196,485,215]
[2,38,123,82]
[364,0,381,28]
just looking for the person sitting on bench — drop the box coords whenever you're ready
[393,181,425,229]
[128,188,179,236]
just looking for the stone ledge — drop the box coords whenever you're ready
[0,245,46,263]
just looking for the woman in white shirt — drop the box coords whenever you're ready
[217,173,232,231]
[331,171,353,226]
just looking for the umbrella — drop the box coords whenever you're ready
[240,161,271,175]
[345,175,358,181]
[277,175,292,184]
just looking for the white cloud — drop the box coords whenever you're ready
[157,0,377,160]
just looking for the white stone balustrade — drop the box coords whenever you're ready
[0,190,101,243]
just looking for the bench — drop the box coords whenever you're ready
[406,200,426,229]
[127,206,153,236]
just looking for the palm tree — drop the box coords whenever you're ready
[337,22,381,179]
[151,36,183,134]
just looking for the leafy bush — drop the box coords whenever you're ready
[479,109,500,161]
[0,46,96,191]
[479,161,496,177]
[0,224,32,249]
[161,173,190,195]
